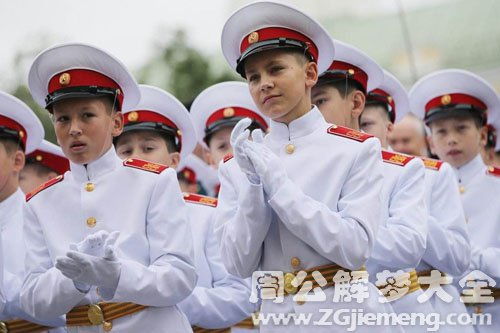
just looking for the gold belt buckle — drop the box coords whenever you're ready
[284,272,298,294]
[0,321,7,333]
[88,304,105,325]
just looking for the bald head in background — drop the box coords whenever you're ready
[388,113,429,157]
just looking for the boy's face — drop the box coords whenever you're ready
[115,131,180,168]
[0,142,24,200]
[244,49,318,124]
[52,98,123,165]
[360,106,393,149]
[178,179,198,194]
[312,84,365,129]
[206,127,233,169]
[428,116,487,168]
[19,164,57,194]
[388,117,427,156]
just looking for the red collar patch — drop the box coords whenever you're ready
[183,193,218,207]
[26,174,64,202]
[123,158,168,174]
[327,125,372,142]
[223,153,234,163]
[420,157,443,171]
[381,150,414,167]
[487,165,500,177]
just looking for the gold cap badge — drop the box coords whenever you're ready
[59,73,71,86]
[127,111,139,122]
[248,31,259,44]
[223,107,235,118]
[36,155,43,162]
[441,94,451,105]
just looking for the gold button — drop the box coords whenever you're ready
[87,304,104,325]
[475,306,482,314]
[291,257,301,268]
[85,183,95,192]
[86,217,97,228]
[459,186,465,194]
[103,321,113,332]
[36,155,43,161]
[285,144,295,154]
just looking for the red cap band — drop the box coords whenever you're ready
[48,69,123,108]
[205,106,268,131]
[27,150,70,175]
[240,27,319,62]
[425,93,487,114]
[326,61,368,93]
[124,110,182,151]
[0,115,27,150]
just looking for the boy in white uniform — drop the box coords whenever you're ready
[311,40,431,331]
[0,91,65,331]
[115,84,254,332]
[217,2,396,332]
[362,70,472,332]
[21,42,196,332]
[410,69,500,332]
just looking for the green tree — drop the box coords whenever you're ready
[138,29,239,106]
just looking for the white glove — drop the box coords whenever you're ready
[245,142,288,197]
[70,230,120,257]
[56,231,121,296]
[230,118,260,184]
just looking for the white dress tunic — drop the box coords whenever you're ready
[20,148,197,332]
[454,155,500,333]
[178,196,255,330]
[216,107,396,332]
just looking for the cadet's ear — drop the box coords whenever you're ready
[168,152,180,169]
[13,150,25,173]
[111,112,124,137]
[304,61,318,89]
[387,121,394,134]
[479,125,488,147]
[351,90,366,119]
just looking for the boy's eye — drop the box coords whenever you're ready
[248,74,259,82]
[218,143,227,150]
[145,146,156,152]
[119,149,131,156]
[83,112,95,118]
[270,66,283,73]
[314,98,326,106]
[56,116,68,122]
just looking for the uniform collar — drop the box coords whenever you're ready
[454,154,485,185]
[0,188,24,226]
[70,147,120,182]
[268,106,324,141]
